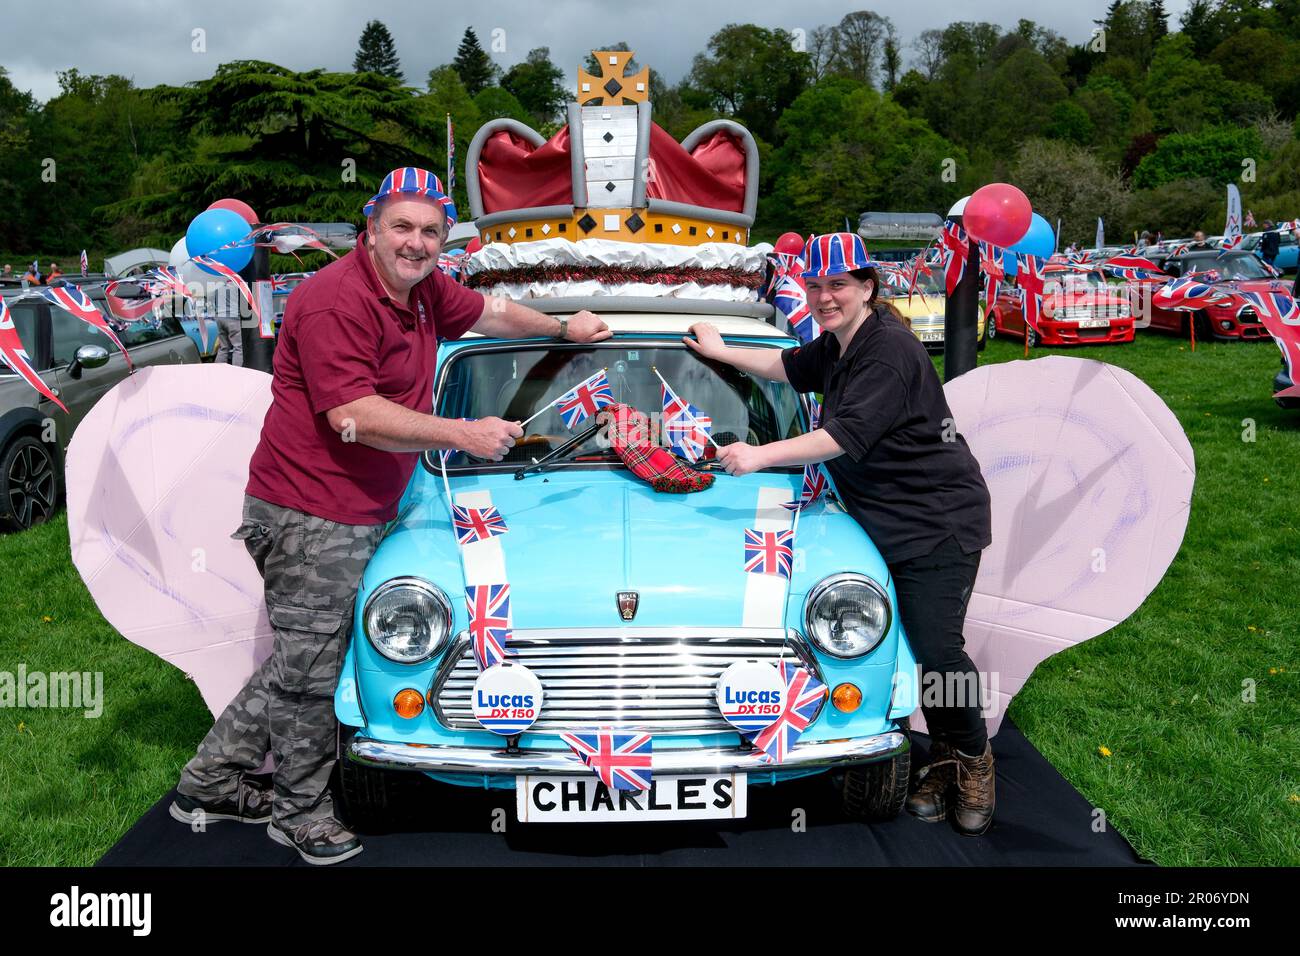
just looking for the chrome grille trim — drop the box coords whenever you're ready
[430,627,823,735]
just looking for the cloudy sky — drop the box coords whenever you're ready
[4,0,1193,102]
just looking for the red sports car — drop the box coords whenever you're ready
[1138,251,1276,341]
[988,271,1134,346]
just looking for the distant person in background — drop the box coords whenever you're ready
[1260,221,1280,268]
[1189,230,1211,252]
[20,263,41,287]
[207,279,244,366]
[46,262,63,282]
[2,264,12,278]
[1136,231,1151,253]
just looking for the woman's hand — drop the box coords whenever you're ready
[716,441,768,477]
[684,322,730,362]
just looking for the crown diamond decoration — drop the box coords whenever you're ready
[465,49,758,249]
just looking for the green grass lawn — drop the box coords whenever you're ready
[1,331,1297,866]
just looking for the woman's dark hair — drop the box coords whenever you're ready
[847,265,908,326]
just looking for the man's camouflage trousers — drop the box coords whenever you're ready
[177,494,386,828]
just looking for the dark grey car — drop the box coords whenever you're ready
[0,283,200,531]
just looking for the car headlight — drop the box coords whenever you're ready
[804,573,892,658]
[363,577,452,664]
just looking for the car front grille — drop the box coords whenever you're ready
[1055,305,1128,321]
[1238,307,1259,324]
[430,627,823,735]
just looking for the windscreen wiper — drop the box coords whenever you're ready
[513,420,604,479]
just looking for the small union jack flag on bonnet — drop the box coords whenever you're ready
[800,232,876,279]
[363,166,458,226]
[561,729,654,791]
[747,660,827,764]
[465,583,512,670]
[781,464,828,512]
[451,504,509,545]
[743,528,794,578]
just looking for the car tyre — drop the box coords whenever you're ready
[838,722,911,821]
[1026,327,1039,348]
[986,317,997,341]
[0,435,59,533]
[336,743,439,833]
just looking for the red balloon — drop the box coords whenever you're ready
[207,197,259,226]
[774,232,805,256]
[962,183,1031,248]
[465,236,483,255]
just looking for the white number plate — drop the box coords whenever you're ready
[1078,318,1111,328]
[515,773,747,822]
[918,330,944,342]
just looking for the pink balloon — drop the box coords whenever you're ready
[207,197,259,226]
[963,183,1031,248]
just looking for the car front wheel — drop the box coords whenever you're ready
[0,436,59,533]
[986,318,997,340]
[836,725,911,821]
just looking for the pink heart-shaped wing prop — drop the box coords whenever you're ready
[929,356,1195,736]
[66,364,274,717]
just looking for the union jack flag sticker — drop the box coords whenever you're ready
[746,660,827,764]
[451,504,508,545]
[743,528,794,578]
[465,583,511,670]
[554,368,614,429]
[561,729,653,791]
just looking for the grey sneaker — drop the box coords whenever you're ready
[267,817,363,865]
[170,781,272,825]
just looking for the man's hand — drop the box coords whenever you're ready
[565,310,612,343]
[716,441,768,477]
[684,322,730,362]
[456,417,524,461]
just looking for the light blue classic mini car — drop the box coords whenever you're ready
[335,301,917,826]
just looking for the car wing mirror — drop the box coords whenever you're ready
[67,344,110,380]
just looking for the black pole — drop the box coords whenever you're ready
[944,221,980,382]
[240,242,275,373]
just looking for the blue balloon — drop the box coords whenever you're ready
[1001,246,1018,278]
[1008,213,1055,259]
[186,208,254,276]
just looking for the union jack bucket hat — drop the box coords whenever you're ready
[800,232,876,279]
[363,167,458,226]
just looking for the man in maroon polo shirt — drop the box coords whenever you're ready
[171,168,610,864]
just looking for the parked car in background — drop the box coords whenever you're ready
[0,283,200,531]
[1241,231,1299,273]
[1143,251,1276,341]
[989,271,1134,346]
[879,271,985,352]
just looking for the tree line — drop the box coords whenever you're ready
[3,2,1300,259]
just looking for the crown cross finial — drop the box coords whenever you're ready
[576,50,650,106]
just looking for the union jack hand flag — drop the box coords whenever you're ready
[37,285,133,370]
[743,528,794,578]
[806,395,822,430]
[746,660,827,764]
[465,583,511,670]
[660,382,712,462]
[452,504,508,545]
[0,298,66,412]
[771,271,816,343]
[554,368,614,429]
[781,464,828,512]
[561,729,653,791]
[1016,254,1047,335]
[978,241,1005,316]
[80,249,88,276]
[939,220,969,295]
[1151,277,1229,312]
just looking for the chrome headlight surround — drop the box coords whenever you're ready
[803,573,892,659]
[363,577,452,664]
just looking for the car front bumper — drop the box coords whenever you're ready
[347,729,909,777]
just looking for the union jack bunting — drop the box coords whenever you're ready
[1219,234,1244,253]
[743,528,794,578]
[1151,277,1229,312]
[1100,254,1169,284]
[144,266,193,299]
[806,394,822,430]
[660,382,712,463]
[1016,254,1047,335]
[0,298,66,412]
[451,504,509,545]
[465,583,511,670]
[746,660,827,764]
[781,464,829,512]
[977,241,1005,317]
[80,249,88,276]
[36,285,133,370]
[191,256,263,333]
[103,281,163,325]
[554,368,614,429]
[771,271,816,343]
[939,220,969,296]
[560,729,653,791]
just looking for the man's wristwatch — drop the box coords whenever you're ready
[555,316,569,340]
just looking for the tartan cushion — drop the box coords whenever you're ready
[603,404,714,493]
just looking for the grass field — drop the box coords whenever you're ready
[0,331,1296,866]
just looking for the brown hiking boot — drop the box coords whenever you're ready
[952,742,996,836]
[905,741,956,823]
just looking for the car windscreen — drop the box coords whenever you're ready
[431,343,806,469]
[1182,255,1271,280]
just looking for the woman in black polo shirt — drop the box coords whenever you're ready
[685,232,995,836]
